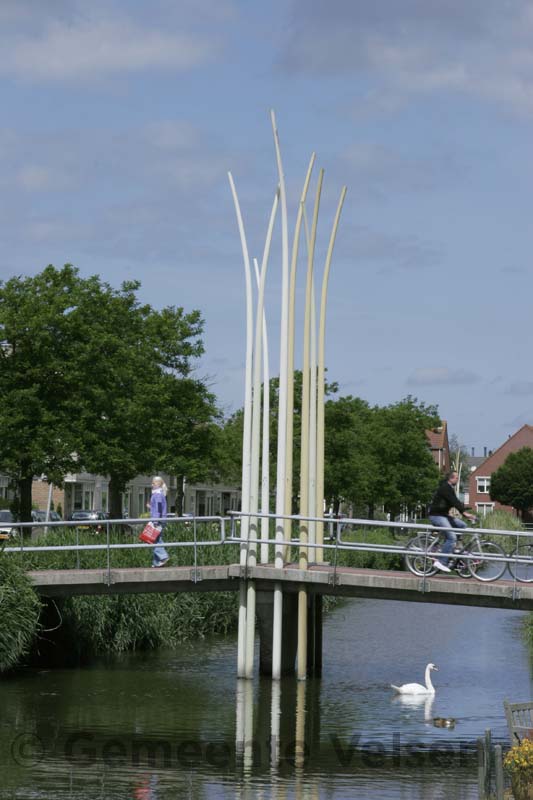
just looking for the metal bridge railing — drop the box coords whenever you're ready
[3,512,533,585]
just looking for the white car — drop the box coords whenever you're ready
[0,510,18,538]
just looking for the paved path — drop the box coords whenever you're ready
[27,563,533,610]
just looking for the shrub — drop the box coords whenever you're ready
[504,738,533,800]
[333,526,402,571]
[482,508,524,554]
[0,554,41,672]
[7,525,241,659]
[482,509,522,532]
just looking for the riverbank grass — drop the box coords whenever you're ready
[0,554,41,672]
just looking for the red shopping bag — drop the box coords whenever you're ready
[139,521,161,544]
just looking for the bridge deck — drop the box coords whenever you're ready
[27,563,533,610]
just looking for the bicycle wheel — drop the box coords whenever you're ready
[405,534,439,577]
[454,556,472,579]
[468,540,507,582]
[508,544,533,583]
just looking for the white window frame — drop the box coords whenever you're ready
[476,476,491,494]
[476,502,494,517]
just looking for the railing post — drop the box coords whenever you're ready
[193,518,198,583]
[494,744,504,800]
[106,520,111,586]
[477,737,486,799]
[484,729,492,799]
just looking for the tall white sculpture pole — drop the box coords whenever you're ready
[228,172,254,679]
[284,155,316,550]
[297,169,323,680]
[254,259,271,566]
[316,187,347,562]
[308,272,317,554]
[271,109,290,680]
[245,191,279,678]
[299,170,323,560]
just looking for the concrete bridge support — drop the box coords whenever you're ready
[256,589,322,677]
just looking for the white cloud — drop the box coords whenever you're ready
[407,367,480,386]
[17,166,58,191]
[506,381,533,397]
[282,0,533,115]
[341,223,442,271]
[342,142,462,197]
[0,14,219,82]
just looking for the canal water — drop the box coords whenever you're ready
[1,598,531,799]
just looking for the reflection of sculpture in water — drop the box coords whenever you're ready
[132,773,159,800]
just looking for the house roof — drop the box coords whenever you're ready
[470,424,533,477]
[426,421,448,450]
[468,456,487,472]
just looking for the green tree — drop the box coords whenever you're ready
[370,397,440,518]
[159,376,221,514]
[0,265,211,520]
[0,265,87,519]
[66,274,206,518]
[217,381,439,519]
[324,395,377,513]
[216,371,338,510]
[490,447,533,518]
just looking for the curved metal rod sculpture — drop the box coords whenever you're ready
[229,113,347,681]
[284,153,316,551]
[315,186,347,562]
[245,189,279,678]
[253,258,271,567]
[270,109,290,681]
[227,171,254,679]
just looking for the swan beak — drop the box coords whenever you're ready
[432,665,439,671]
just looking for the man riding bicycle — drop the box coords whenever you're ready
[428,470,476,573]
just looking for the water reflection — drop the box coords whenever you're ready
[1,599,531,799]
[131,773,159,800]
[392,694,435,723]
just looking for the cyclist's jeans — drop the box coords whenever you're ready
[428,515,467,567]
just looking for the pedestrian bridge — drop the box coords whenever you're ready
[6,512,533,677]
[5,512,532,611]
[26,562,533,610]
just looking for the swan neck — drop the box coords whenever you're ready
[425,665,434,692]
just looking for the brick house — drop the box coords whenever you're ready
[426,421,451,474]
[0,473,241,520]
[468,424,533,518]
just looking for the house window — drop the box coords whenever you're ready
[476,502,494,517]
[83,486,94,510]
[121,491,131,517]
[196,491,206,516]
[476,476,490,494]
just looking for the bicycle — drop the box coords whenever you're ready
[508,538,533,583]
[404,521,507,582]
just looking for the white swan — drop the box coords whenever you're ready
[391,663,438,695]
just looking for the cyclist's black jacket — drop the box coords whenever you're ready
[428,479,466,516]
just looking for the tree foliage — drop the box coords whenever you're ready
[217,375,440,517]
[326,395,439,517]
[0,266,87,517]
[0,265,217,519]
[490,447,533,515]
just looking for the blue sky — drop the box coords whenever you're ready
[1,0,532,455]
